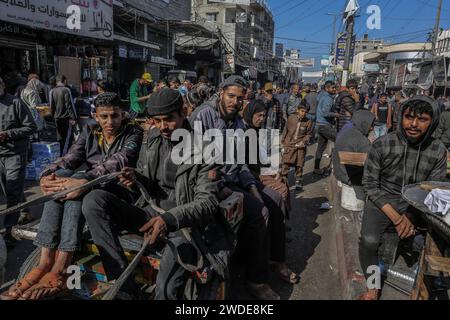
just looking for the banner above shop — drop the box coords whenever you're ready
[0,0,114,40]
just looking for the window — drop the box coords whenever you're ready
[206,12,218,22]
[225,8,236,23]
[362,45,367,50]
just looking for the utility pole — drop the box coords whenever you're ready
[326,13,339,56]
[431,0,443,56]
[342,14,355,86]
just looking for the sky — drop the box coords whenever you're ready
[267,0,450,70]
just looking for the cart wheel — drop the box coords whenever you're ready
[17,247,41,280]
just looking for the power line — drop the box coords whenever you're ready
[274,36,331,45]
[275,0,335,31]
[273,0,310,17]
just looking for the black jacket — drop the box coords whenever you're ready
[0,93,37,156]
[336,91,358,132]
[49,85,77,120]
[433,109,450,148]
[136,125,220,233]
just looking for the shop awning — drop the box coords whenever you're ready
[113,34,160,50]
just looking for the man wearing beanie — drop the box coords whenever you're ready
[82,88,221,300]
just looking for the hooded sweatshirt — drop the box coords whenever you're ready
[333,110,375,200]
[362,96,447,211]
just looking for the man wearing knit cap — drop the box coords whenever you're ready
[82,88,221,300]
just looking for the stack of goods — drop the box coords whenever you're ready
[25,142,60,181]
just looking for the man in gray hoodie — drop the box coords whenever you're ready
[359,96,447,300]
[333,110,375,201]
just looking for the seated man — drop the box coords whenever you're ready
[332,109,375,201]
[82,88,221,300]
[1,93,143,300]
[190,76,284,300]
[359,96,447,300]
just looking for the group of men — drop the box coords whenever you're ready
[1,69,448,301]
[1,74,307,301]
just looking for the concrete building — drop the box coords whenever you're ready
[193,0,276,81]
[364,42,432,89]
[437,29,450,57]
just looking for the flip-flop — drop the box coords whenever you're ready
[19,272,70,300]
[0,268,47,300]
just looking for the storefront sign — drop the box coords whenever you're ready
[362,63,380,72]
[335,33,355,68]
[0,21,36,37]
[275,43,284,58]
[0,0,114,40]
[118,45,127,58]
[150,56,177,66]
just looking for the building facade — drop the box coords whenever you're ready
[194,0,276,81]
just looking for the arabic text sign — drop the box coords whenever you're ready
[0,0,113,40]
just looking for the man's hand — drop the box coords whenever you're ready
[118,167,136,189]
[275,173,287,184]
[40,174,68,194]
[60,178,89,200]
[394,215,416,239]
[69,119,76,126]
[0,131,7,142]
[139,216,167,245]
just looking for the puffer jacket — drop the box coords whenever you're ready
[336,91,358,132]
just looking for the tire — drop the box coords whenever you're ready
[17,247,41,280]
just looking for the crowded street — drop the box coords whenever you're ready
[1,0,450,306]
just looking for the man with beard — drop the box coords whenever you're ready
[82,88,220,300]
[189,76,281,300]
[0,76,37,247]
[358,96,447,300]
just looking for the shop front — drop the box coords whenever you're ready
[0,21,40,94]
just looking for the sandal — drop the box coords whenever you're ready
[0,268,47,300]
[270,262,300,284]
[19,272,70,300]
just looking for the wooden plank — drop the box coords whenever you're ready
[338,152,367,166]
[425,255,450,274]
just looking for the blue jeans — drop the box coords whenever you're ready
[374,124,387,139]
[34,170,86,252]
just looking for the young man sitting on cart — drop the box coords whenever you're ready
[1,92,143,300]
[358,96,447,300]
[82,88,221,300]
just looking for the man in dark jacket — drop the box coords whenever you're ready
[336,79,360,132]
[49,75,78,154]
[82,88,220,300]
[359,96,447,300]
[1,92,143,300]
[333,110,375,201]
[0,76,37,247]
